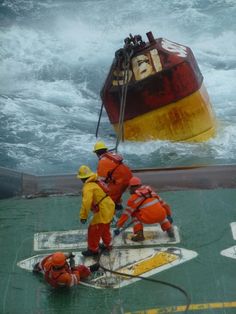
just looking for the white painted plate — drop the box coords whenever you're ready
[18,246,196,289]
[221,246,236,259]
[34,225,180,251]
[230,222,236,240]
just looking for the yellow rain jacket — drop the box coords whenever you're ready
[80,174,115,225]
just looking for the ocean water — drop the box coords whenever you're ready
[0,0,236,175]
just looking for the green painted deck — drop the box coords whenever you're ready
[1,188,236,314]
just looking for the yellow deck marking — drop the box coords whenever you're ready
[117,252,178,277]
[125,301,236,313]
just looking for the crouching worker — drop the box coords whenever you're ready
[33,251,99,288]
[114,176,174,241]
[77,165,115,257]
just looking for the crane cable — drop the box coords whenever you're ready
[114,49,132,153]
[95,102,104,138]
[95,48,132,149]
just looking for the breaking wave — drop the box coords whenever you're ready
[0,0,236,174]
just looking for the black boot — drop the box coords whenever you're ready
[131,230,145,242]
[99,243,112,250]
[82,249,99,257]
[167,227,175,238]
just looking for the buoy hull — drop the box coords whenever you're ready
[101,35,216,142]
[113,84,216,141]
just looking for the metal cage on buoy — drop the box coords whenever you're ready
[100,31,216,142]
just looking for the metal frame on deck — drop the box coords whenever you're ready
[1,164,236,199]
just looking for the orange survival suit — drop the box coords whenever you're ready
[35,253,91,288]
[116,185,172,234]
[97,152,132,205]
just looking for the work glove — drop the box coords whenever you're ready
[167,215,173,224]
[80,219,87,224]
[113,228,120,236]
[32,262,41,274]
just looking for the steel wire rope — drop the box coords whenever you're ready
[95,50,130,153]
[95,102,104,138]
[99,263,191,313]
[96,230,191,313]
[95,52,123,139]
[114,50,132,153]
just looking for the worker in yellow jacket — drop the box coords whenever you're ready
[77,165,115,257]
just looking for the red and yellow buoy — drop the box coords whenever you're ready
[100,32,216,142]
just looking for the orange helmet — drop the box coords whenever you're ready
[51,252,66,267]
[129,176,142,186]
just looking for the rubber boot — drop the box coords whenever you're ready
[167,227,175,238]
[131,230,145,242]
[99,243,112,255]
[82,249,99,257]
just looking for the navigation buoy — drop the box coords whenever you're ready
[100,31,216,142]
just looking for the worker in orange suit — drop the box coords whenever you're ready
[77,165,115,257]
[93,141,133,210]
[32,251,99,288]
[114,176,174,241]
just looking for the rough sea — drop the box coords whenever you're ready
[0,0,236,175]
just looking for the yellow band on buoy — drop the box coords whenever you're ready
[113,84,216,142]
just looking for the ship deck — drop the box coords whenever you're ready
[1,188,236,314]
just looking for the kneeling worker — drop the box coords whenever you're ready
[33,251,99,288]
[114,176,174,241]
[77,165,115,257]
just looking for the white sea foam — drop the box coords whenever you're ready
[0,0,236,174]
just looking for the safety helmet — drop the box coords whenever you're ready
[51,252,66,267]
[93,141,108,152]
[77,165,95,179]
[129,176,142,186]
